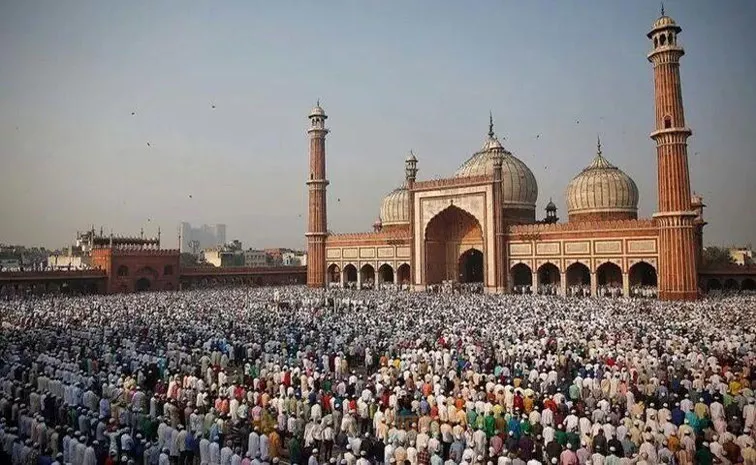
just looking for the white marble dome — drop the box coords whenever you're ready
[566,143,639,217]
[454,132,538,208]
[380,185,409,226]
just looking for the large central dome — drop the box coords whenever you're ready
[454,118,538,221]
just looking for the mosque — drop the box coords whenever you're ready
[305,11,706,301]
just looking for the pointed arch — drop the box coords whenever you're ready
[377,263,394,284]
[396,263,411,285]
[511,262,533,288]
[327,263,341,283]
[566,262,590,284]
[342,264,357,283]
[537,262,561,293]
[629,261,657,287]
[596,262,622,287]
[360,264,375,288]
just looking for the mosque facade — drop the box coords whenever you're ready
[306,12,704,301]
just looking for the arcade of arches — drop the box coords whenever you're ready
[507,260,663,296]
[327,262,411,288]
[424,206,484,285]
[703,277,756,293]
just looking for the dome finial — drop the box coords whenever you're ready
[488,111,495,138]
[660,1,665,16]
[316,98,320,107]
[597,134,602,156]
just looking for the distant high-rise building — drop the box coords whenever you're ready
[180,222,227,254]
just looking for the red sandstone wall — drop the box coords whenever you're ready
[568,211,638,223]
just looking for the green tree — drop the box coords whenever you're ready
[180,253,199,267]
[702,246,735,267]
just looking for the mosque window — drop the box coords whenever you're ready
[117,265,129,277]
[660,34,666,46]
[664,116,672,129]
[164,265,173,276]
[654,37,658,48]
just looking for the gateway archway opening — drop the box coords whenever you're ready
[360,264,375,289]
[458,249,484,283]
[566,262,591,297]
[629,262,657,298]
[378,264,394,285]
[537,263,560,295]
[396,264,411,285]
[343,265,357,287]
[424,205,483,285]
[511,263,533,294]
[327,264,340,284]
[597,262,623,297]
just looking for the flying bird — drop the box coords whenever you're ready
[146,142,151,147]
[211,104,216,109]
[576,120,580,124]
[536,134,540,139]
[188,195,193,199]
[131,112,136,116]
[337,198,341,202]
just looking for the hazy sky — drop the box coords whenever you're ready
[1,1,755,250]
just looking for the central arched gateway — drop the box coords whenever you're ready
[458,248,484,283]
[424,205,484,284]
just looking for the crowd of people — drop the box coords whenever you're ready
[0,286,755,465]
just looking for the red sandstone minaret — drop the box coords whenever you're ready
[648,9,699,300]
[306,102,329,288]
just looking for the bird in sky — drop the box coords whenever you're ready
[146,142,151,147]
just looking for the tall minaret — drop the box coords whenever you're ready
[648,9,699,300]
[306,102,329,288]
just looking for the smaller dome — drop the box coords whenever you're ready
[405,150,417,162]
[566,139,639,219]
[309,101,326,118]
[380,186,410,226]
[648,12,681,37]
[545,198,557,211]
[653,15,677,28]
